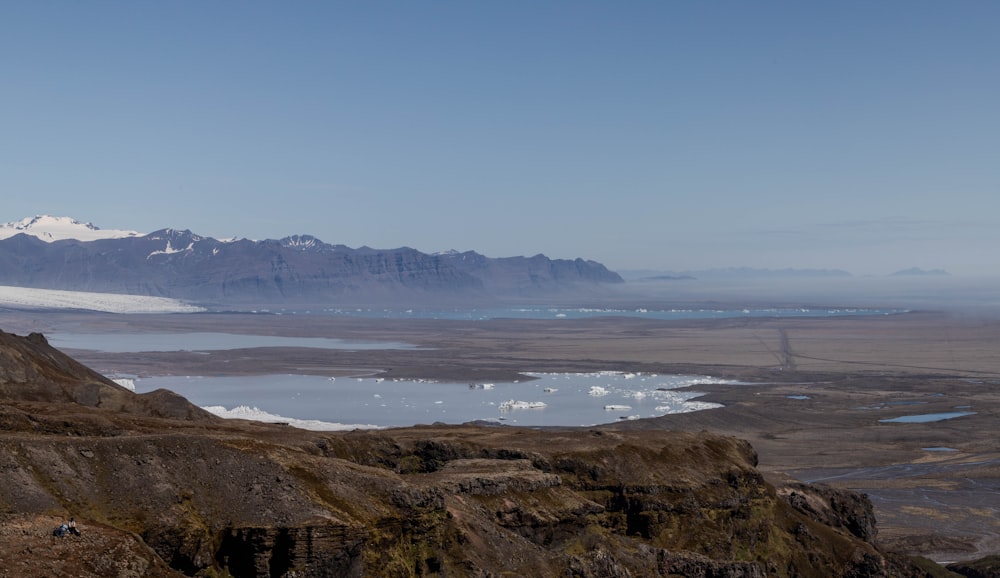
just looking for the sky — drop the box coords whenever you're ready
[2,2,998,277]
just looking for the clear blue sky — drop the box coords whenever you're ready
[2,2,997,276]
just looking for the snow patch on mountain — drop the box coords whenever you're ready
[0,215,142,242]
[147,240,194,259]
[281,235,322,250]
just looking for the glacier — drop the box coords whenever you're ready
[0,285,204,313]
[0,215,141,242]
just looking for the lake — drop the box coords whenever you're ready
[51,305,898,430]
[131,372,733,430]
[879,411,976,424]
[49,332,417,353]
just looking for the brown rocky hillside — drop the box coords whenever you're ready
[0,329,952,577]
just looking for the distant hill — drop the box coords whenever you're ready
[620,267,853,281]
[0,216,623,307]
[889,267,950,277]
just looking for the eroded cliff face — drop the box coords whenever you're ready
[0,330,942,577]
[0,418,933,578]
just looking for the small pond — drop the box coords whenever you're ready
[879,412,976,424]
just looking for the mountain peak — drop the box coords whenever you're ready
[280,234,327,251]
[0,215,142,243]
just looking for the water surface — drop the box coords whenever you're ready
[49,332,415,353]
[879,412,976,424]
[134,372,732,428]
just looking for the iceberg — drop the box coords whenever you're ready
[499,400,547,411]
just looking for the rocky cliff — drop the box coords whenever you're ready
[0,329,950,577]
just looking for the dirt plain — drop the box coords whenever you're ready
[2,307,998,565]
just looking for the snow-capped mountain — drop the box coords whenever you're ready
[0,215,142,242]
[0,216,623,307]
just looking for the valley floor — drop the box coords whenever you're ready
[3,307,999,563]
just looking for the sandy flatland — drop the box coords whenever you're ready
[3,308,999,563]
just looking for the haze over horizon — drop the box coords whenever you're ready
[3,2,998,277]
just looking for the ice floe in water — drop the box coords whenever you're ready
[499,400,547,411]
[134,371,733,429]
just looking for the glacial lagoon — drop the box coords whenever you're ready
[131,372,733,430]
[54,306,899,431]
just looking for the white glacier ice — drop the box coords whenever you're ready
[112,378,136,391]
[201,405,381,431]
[0,285,204,313]
[499,399,547,411]
[0,215,142,242]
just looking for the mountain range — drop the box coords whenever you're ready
[0,216,623,307]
